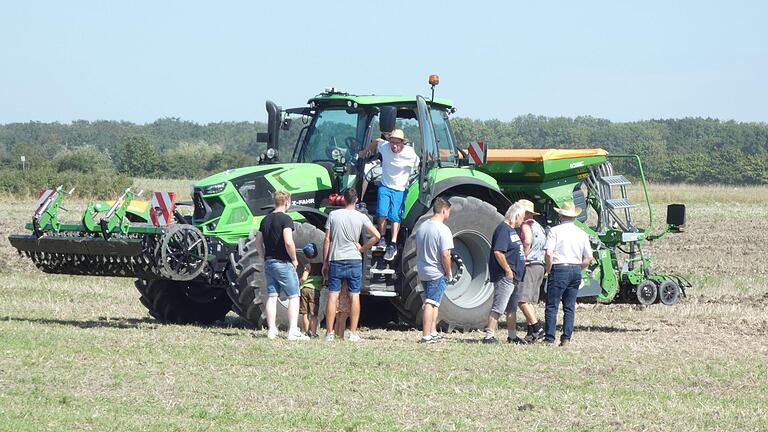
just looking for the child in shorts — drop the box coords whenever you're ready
[334,282,351,339]
[299,262,323,337]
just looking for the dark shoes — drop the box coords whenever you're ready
[482,336,499,344]
[507,336,527,345]
[559,339,570,347]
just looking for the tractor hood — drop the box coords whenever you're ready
[193,163,334,223]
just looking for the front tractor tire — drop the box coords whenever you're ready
[397,196,503,331]
[134,279,232,325]
[227,222,325,328]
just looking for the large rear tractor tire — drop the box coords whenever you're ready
[396,196,503,331]
[134,278,232,325]
[227,222,325,329]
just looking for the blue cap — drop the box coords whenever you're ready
[302,242,318,259]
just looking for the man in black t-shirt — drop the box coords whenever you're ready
[254,190,309,341]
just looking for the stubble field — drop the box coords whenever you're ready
[0,182,766,431]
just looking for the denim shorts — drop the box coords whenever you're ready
[421,276,448,307]
[376,185,407,223]
[264,259,299,299]
[328,259,363,294]
[491,277,517,315]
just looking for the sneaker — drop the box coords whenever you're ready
[348,333,362,342]
[375,238,387,249]
[559,339,570,347]
[267,328,279,340]
[287,330,310,341]
[419,336,438,344]
[383,244,398,261]
[430,332,442,341]
[507,336,527,345]
[542,339,555,346]
[524,329,546,344]
[324,333,335,342]
[482,336,499,344]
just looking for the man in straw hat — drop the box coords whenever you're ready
[543,201,593,346]
[358,128,419,262]
[505,199,547,344]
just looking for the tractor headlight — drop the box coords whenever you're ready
[266,148,278,159]
[202,182,227,195]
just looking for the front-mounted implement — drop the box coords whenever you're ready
[9,188,207,281]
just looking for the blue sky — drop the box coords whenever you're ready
[1,1,766,124]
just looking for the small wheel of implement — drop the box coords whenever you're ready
[658,280,682,306]
[634,280,658,305]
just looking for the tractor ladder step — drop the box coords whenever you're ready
[599,175,632,187]
[605,198,636,210]
[370,267,395,275]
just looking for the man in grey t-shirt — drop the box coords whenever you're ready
[414,197,453,344]
[322,188,380,342]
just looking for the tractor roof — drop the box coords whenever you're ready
[308,92,454,109]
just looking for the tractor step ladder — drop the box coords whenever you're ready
[599,175,631,187]
[605,198,636,210]
[595,167,635,228]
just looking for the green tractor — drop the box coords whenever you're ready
[9,80,690,329]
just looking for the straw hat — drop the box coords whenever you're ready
[389,129,406,142]
[517,199,540,215]
[555,201,581,218]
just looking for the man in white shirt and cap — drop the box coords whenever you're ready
[358,128,419,261]
[543,201,593,346]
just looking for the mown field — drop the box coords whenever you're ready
[0,182,766,431]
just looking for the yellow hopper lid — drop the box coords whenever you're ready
[486,148,608,162]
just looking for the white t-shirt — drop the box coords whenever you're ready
[377,140,419,191]
[544,221,592,265]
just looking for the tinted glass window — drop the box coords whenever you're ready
[431,108,457,165]
[301,109,361,162]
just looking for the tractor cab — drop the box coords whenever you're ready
[261,88,460,215]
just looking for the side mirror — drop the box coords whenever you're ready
[281,118,292,131]
[265,100,282,150]
[666,204,686,230]
[379,106,396,133]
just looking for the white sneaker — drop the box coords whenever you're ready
[324,332,335,342]
[287,330,310,341]
[267,328,279,340]
[348,332,362,342]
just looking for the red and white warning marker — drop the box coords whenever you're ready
[35,189,58,217]
[467,141,487,165]
[150,192,177,226]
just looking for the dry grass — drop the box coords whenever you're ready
[1,182,767,431]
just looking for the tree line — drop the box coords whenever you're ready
[0,116,766,197]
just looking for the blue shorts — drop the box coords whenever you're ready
[377,185,407,223]
[328,259,363,294]
[421,276,447,307]
[264,259,299,299]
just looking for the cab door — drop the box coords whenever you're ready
[414,95,439,206]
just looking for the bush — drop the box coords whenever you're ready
[0,167,133,199]
[52,145,115,173]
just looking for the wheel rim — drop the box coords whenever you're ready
[659,281,680,305]
[443,229,493,309]
[636,281,657,305]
